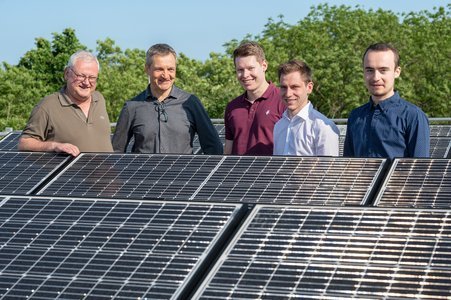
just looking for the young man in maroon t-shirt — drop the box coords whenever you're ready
[224,42,285,155]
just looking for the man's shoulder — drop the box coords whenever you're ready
[225,93,246,110]
[309,107,337,128]
[125,89,149,105]
[350,101,371,115]
[35,90,63,108]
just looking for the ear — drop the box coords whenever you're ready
[144,64,151,75]
[63,68,69,81]
[261,59,268,72]
[394,66,401,78]
[306,81,314,94]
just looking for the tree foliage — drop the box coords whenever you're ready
[0,4,449,130]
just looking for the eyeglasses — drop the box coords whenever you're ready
[155,102,168,122]
[69,68,98,84]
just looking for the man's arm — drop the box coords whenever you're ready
[407,110,430,158]
[224,139,233,155]
[316,122,340,156]
[112,104,132,153]
[18,136,80,156]
[343,124,354,157]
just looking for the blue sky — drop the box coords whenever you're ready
[0,0,448,65]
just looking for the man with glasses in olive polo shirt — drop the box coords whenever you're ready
[18,50,113,156]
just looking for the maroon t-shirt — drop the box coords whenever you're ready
[224,82,285,155]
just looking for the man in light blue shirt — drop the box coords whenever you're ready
[344,43,430,159]
[273,59,339,156]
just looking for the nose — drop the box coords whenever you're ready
[373,70,381,81]
[284,87,294,98]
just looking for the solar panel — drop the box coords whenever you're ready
[339,135,345,156]
[430,125,451,137]
[430,137,451,158]
[193,156,386,205]
[38,153,224,200]
[375,158,451,208]
[193,205,451,299]
[337,124,347,136]
[0,131,21,151]
[193,124,226,155]
[0,196,243,299]
[0,152,70,195]
[38,154,386,206]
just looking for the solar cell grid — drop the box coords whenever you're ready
[0,131,21,151]
[194,156,385,205]
[430,125,451,137]
[0,196,241,299]
[0,152,70,195]
[38,155,385,206]
[429,137,451,158]
[375,158,451,208]
[194,206,451,299]
[38,153,224,199]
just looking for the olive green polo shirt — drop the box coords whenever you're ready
[21,87,113,152]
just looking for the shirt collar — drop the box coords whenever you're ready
[370,91,401,110]
[242,81,276,103]
[58,86,98,106]
[284,101,311,121]
[145,84,179,102]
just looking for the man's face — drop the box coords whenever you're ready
[279,71,313,117]
[234,55,267,92]
[64,60,99,103]
[146,54,176,97]
[363,50,401,103]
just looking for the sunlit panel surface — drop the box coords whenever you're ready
[194,206,451,299]
[0,152,69,195]
[376,159,451,208]
[38,154,386,206]
[0,196,242,299]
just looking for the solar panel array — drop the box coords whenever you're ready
[0,196,243,299]
[430,125,451,137]
[430,137,451,158]
[375,158,451,208]
[0,122,450,299]
[2,124,449,157]
[0,131,21,151]
[194,206,451,299]
[0,151,70,195]
[38,154,386,206]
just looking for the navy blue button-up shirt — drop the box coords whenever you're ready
[343,92,430,159]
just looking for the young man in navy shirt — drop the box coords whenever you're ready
[344,43,429,159]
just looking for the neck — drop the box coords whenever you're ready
[371,90,395,105]
[246,81,269,102]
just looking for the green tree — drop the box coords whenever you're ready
[0,4,449,131]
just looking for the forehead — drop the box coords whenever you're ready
[72,59,98,72]
[150,54,176,67]
[364,50,396,68]
[280,71,307,84]
[234,55,260,67]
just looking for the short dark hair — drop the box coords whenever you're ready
[278,59,312,83]
[146,43,177,66]
[233,41,266,64]
[363,42,400,67]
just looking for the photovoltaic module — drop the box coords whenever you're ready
[0,196,243,299]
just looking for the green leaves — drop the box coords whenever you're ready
[0,4,449,131]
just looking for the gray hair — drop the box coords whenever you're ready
[66,50,100,71]
[146,43,177,67]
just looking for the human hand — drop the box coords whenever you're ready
[52,142,81,157]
